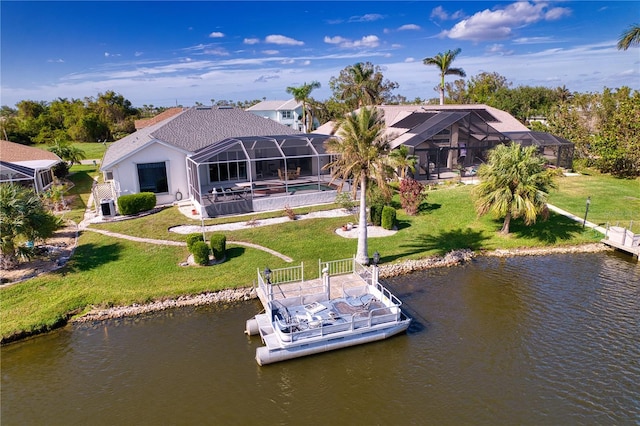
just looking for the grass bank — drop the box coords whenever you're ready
[0,170,623,341]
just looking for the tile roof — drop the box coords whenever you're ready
[102,107,300,169]
[0,140,61,162]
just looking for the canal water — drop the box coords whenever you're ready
[2,252,639,425]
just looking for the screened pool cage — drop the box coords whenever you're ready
[502,131,575,169]
[186,134,343,217]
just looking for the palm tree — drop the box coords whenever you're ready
[617,23,640,50]
[339,62,378,107]
[48,139,87,165]
[286,81,321,132]
[473,143,556,235]
[0,184,62,269]
[324,107,394,264]
[388,145,417,179]
[423,48,466,105]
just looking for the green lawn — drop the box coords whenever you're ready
[35,141,110,161]
[548,172,640,232]
[1,169,631,341]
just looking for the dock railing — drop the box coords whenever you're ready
[319,257,356,278]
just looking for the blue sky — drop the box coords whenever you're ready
[1,1,638,108]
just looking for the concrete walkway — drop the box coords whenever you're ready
[79,196,294,262]
[547,204,606,235]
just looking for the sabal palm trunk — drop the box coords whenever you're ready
[500,211,511,234]
[356,174,369,265]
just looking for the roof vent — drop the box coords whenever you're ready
[217,106,234,110]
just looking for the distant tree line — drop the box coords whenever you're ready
[2,61,637,177]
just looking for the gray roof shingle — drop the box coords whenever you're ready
[102,107,299,169]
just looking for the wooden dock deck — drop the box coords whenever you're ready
[600,239,640,261]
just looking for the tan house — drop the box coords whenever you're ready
[0,140,62,193]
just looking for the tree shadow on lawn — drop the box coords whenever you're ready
[224,246,245,260]
[505,212,585,243]
[383,228,489,261]
[417,202,442,214]
[64,242,122,272]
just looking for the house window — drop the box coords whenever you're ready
[209,161,247,182]
[104,171,114,181]
[137,162,168,193]
[281,111,292,119]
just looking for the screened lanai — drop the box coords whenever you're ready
[502,131,574,169]
[186,134,339,217]
[397,111,511,179]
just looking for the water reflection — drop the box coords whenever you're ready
[2,252,639,425]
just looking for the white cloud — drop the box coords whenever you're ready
[398,24,421,31]
[348,13,384,23]
[135,52,144,57]
[243,38,260,45]
[47,58,64,63]
[302,60,311,66]
[404,57,416,63]
[430,6,465,21]
[513,37,555,45]
[265,35,304,46]
[442,1,572,42]
[281,59,295,65]
[262,50,279,55]
[254,74,280,83]
[104,52,121,57]
[209,32,225,38]
[486,44,514,56]
[323,35,380,49]
[204,47,229,56]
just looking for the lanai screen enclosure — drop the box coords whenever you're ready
[186,134,338,217]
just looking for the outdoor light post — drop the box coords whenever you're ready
[583,196,591,228]
[372,251,380,285]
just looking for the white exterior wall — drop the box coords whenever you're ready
[110,142,188,206]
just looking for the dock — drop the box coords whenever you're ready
[600,238,640,261]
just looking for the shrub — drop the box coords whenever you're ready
[191,241,210,266]
[52,162,70,179]
[335,192,355,212]
[399,177,427,216]
[117,192,156,215]
[381,206,396,230]
[209,234,226,260]
[370,204,383,226]
[186,233,204,251]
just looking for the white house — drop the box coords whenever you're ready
[100,106,337,217]
[246,99,320,132]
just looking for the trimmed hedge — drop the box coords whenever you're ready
[370,204,383,227]
[381,206,396,230]
[191,241,210,266]
[186,233,204,251]
[117,192,156,215]
[209,234,227,260]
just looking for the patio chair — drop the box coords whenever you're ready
[278,168,285,181]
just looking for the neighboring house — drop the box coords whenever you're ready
[101,106,336,218]
[134,107,185,130]
[246,99,320,132]
[0,140,62,193]
[315,104,574,179]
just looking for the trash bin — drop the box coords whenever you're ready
[100,198,116,217]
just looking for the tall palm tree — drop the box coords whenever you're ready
[286,81,321,132]
[473,143,556,235]
[423,48,466,105]
[339,62,378,107]
[617,23,640,50]
[388,145,417,179]
[324,107,393,264]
